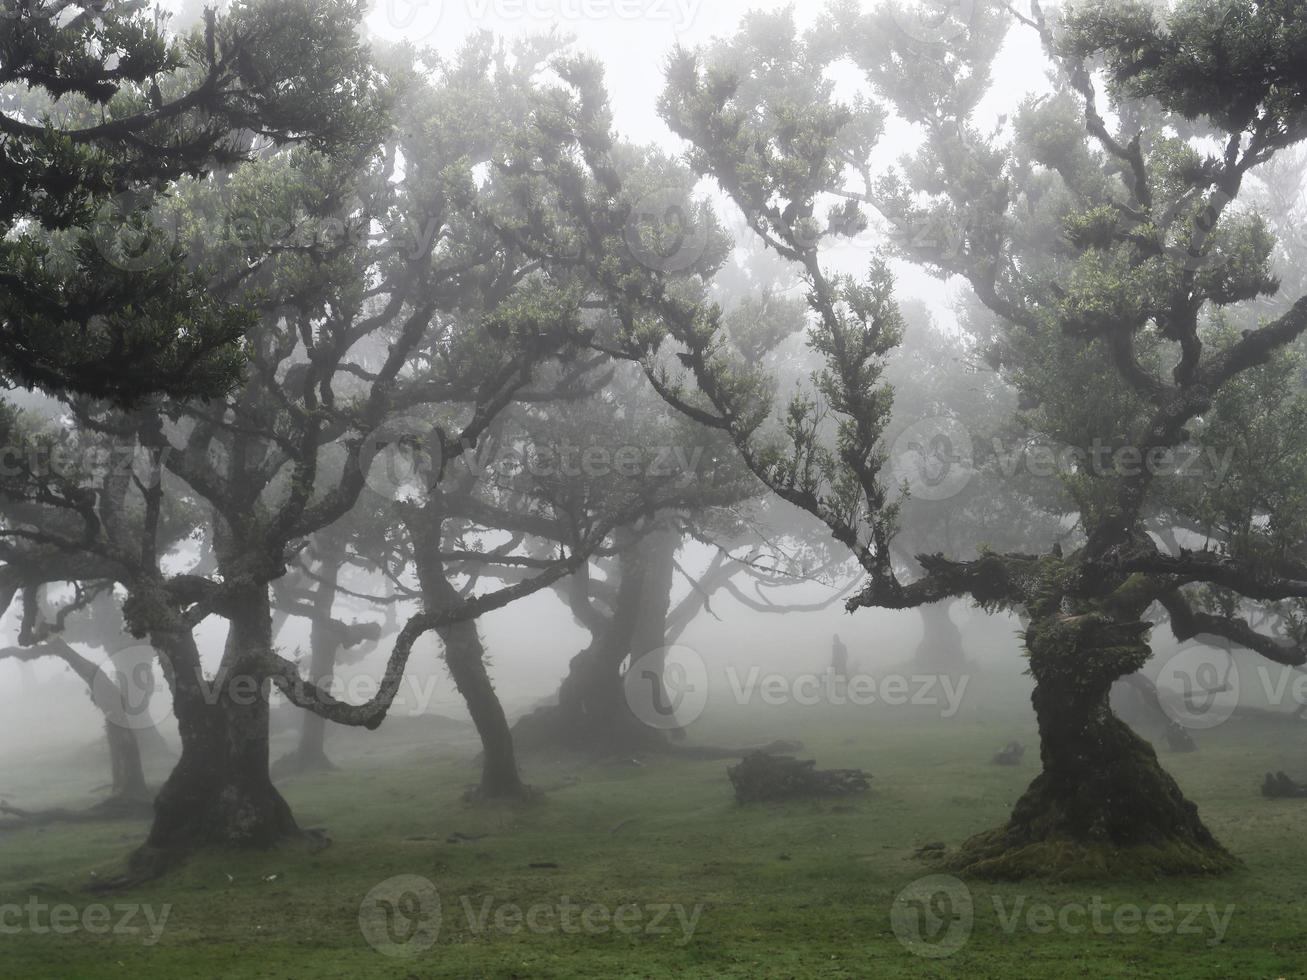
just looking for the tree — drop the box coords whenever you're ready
[0,584,157,818]
[268,529,387,778]
[0,0,382,401]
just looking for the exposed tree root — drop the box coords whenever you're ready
[944,831,1238,881]
[0,794,154,827]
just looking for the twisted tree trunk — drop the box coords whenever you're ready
[134,591,299,874]
[950,606,1233,879]
[513,527,679,754]
[439,615,527,800]
[410,504,531,801]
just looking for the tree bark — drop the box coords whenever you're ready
[135,593,299,873]
[950,608,1233,879]
[410,504,531,801]
[440,616,527,799]
[514,526,680,754]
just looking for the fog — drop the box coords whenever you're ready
[2,0,1306,975]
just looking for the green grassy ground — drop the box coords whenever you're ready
[2,687,1306,978]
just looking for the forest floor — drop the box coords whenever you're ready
[2,685,1306,978]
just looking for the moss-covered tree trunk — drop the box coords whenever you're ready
[134,596,299,874]
[950,607,1233,879]
[513,528,679,754]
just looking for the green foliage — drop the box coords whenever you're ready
[1062,0,1307,138]
[0,0,381,402]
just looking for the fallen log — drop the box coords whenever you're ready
[727,751,870,804]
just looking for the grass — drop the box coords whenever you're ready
[2,681,1306,978]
